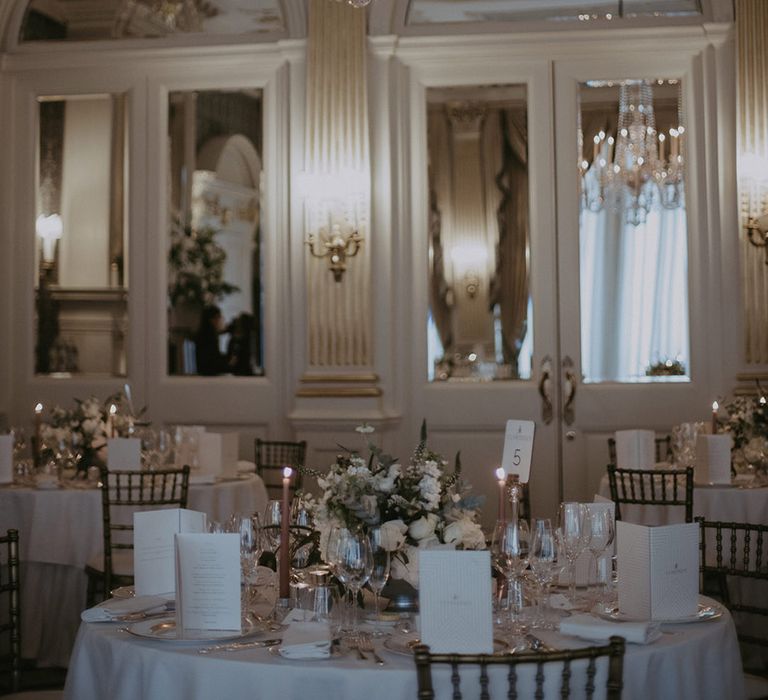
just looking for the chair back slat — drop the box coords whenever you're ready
[98,465,190,596]
[254,439,307,499]
[413,638,625,700]
[0,529,21,693]
[697,517,768,651]
[607,465,694,523]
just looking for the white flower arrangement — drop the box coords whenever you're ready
[308,422,485,588]
[719,394,768,476]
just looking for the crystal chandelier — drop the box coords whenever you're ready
[114,0,204,36]
[579,80,685,226]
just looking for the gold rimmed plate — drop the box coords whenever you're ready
[126,617,256,644]
[593,598,723,625]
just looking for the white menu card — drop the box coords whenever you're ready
[0,435,13,484]
[175,533,241,632]
[617,521,699,621]
[419,550,493,653]
[501,420,535,483]
[614,430,655,470]
[695,435,732,485]
[198,432,239,479]
[108,438,142,471]
[134,508,207,595]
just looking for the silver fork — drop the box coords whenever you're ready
[356,634,385,666]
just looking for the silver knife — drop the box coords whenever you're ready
[197,638,282,654]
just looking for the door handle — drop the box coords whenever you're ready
[563,355,577,426]
[538,355,553,425]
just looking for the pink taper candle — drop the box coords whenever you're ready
[33,403,43,467]
[711,401,719,435]
[495,467,507,521]
[279,467,292,599]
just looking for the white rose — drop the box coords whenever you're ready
[408,513,439,542]
[378,519,408,552]
[390,545,420,588]
[443,519,486,550]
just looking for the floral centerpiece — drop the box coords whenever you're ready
[168,218,238,309]
[41,392,133,470]
[308,422,485,589]
[719,393,768,477]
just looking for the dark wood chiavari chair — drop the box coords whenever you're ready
[607,464,694,523]
[85,465,190,605]
[254,439,307,499]
[414,637,625,700]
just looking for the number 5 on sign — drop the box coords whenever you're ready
[501,420,535,484]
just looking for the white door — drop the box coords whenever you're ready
[399,52,562,525]
[553,47,725,502]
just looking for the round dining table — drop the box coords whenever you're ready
[0,473,268,668]
[63,607,745,700]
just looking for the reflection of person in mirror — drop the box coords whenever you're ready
[195,305,229,376]
[226,313,255,376]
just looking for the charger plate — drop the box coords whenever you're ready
[126,617,255,644]
[593,597,723,625]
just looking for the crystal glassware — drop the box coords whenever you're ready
[557,502,591,607]
[335,528,373,636]
[586,508,615,604]
[367,527,391,637]
[491,518,530,638]
[529,518,559,629]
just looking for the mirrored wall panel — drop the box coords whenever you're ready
[426,85,532,382]
[35,94,128,377]
[167,88,264,377]
[578,79,690,383]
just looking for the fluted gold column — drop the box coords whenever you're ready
[737,0,768,365]
[299,0,376,396]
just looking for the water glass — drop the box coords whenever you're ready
[587,508,615,603]
[335,529,373,635]
[529,518,559,628]
[491,518,530,636]
[367,527,391,637]
[557,502,591,607]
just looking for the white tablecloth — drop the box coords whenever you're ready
[597,474,768,526]
[63,609,745,700]
[0,475,268,667]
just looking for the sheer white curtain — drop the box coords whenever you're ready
[580,205,689,382]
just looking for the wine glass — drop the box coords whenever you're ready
[154,429,172,468]
[529,518,560,629]
[557,503,591,607]
[491,518,530,637]
[587,508,615,604]
[262,500,283,564]
[335,528,373,636]
[367,527,391,637]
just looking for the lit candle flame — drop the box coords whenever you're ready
[283,467,293,479]
[34,403,43,414]
[760,396,767,406]
[712,401,719,411]
[494,467,506,481]
[109,404,117,416]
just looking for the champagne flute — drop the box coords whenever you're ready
[529,518,559,629]
[490,518,530,637]
[367,527,391,637]
[557,503,591,608]
[335,528,373,636]
[587,508,615,604]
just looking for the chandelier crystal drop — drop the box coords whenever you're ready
[579,80,685,227]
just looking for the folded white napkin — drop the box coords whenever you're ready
[560,614,661,645]
[278,610,331,659]
[237,460,256,474]
[80,595,172,622]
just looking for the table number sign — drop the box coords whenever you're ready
[0,435,12,484]
[617,521,699,621]
[419,550,493,653]
[134,508,207,595]
[501,420,535,484]
[175,533,241,633]
[107,438,142,471]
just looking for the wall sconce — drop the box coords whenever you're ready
[36,213,63,271]
[741,153,768,264]
[306,224,363,282]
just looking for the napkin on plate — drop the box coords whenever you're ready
[80,594,172,622]
[237,460,256,474]
[278,610,331,659]
[559,614,661,645]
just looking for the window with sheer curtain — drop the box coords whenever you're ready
[580,205,690,383]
